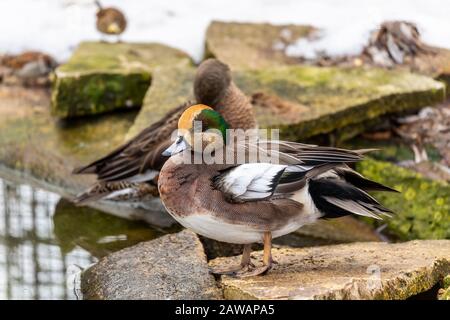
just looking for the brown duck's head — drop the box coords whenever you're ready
[194,59,231,107]
[162,104,230,157]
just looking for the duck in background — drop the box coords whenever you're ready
[95,1,127,41]
[0,51,57,87]
[73,59,257,204]
[158,104,398,277]
[363,20,436,68]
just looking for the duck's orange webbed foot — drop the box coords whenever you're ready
[209,244,254,275]
[209,264,252,275]
[211,232,274,277]
[234,232,273,277]
[234,263,271,277]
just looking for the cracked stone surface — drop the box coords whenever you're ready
[209,240,450,300]
[81,230,222,300]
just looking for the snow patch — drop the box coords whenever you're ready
[0,0,449,62]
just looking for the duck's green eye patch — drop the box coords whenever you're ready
[195,109,229,140]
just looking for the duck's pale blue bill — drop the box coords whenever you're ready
[162,136,188,156]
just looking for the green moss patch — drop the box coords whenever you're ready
[356,158,450,240]
[235,65,445,140]
[51,42,193,118]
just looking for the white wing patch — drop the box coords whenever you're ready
[284,164,315,173]
[215,163,287,202]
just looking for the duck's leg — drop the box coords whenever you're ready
[240,243,253,268]
[236,231,273,277]
[209,244,253,275]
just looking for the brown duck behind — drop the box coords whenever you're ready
[95,1,127,35]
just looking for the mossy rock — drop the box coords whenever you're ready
[205,21,445,141]
[438,275,450,300]
[81,230,222,300]
[402,47,450,97]
[356,158,450,240]
[0,86,136,197]
[51,42,193,118]
[126,64,196,139]
[205,21,315,69]
[210,240,450,299]
[127,62,444,142]
[206,21,450,96]
[234,66,445,140]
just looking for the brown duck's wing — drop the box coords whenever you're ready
[73,101,192,182]
[73,181,158,206]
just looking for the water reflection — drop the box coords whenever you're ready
[0,177,169,300]
[53,199,166,258]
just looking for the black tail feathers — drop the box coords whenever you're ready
[309,177,394,220]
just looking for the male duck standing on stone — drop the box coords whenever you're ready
[73,59,256,204]
[158,104,397,277]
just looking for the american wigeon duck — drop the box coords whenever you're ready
[158,104,397,277]
[95,1,127,40]
[73,59,256,204]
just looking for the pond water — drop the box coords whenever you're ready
[0,176,169,300]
